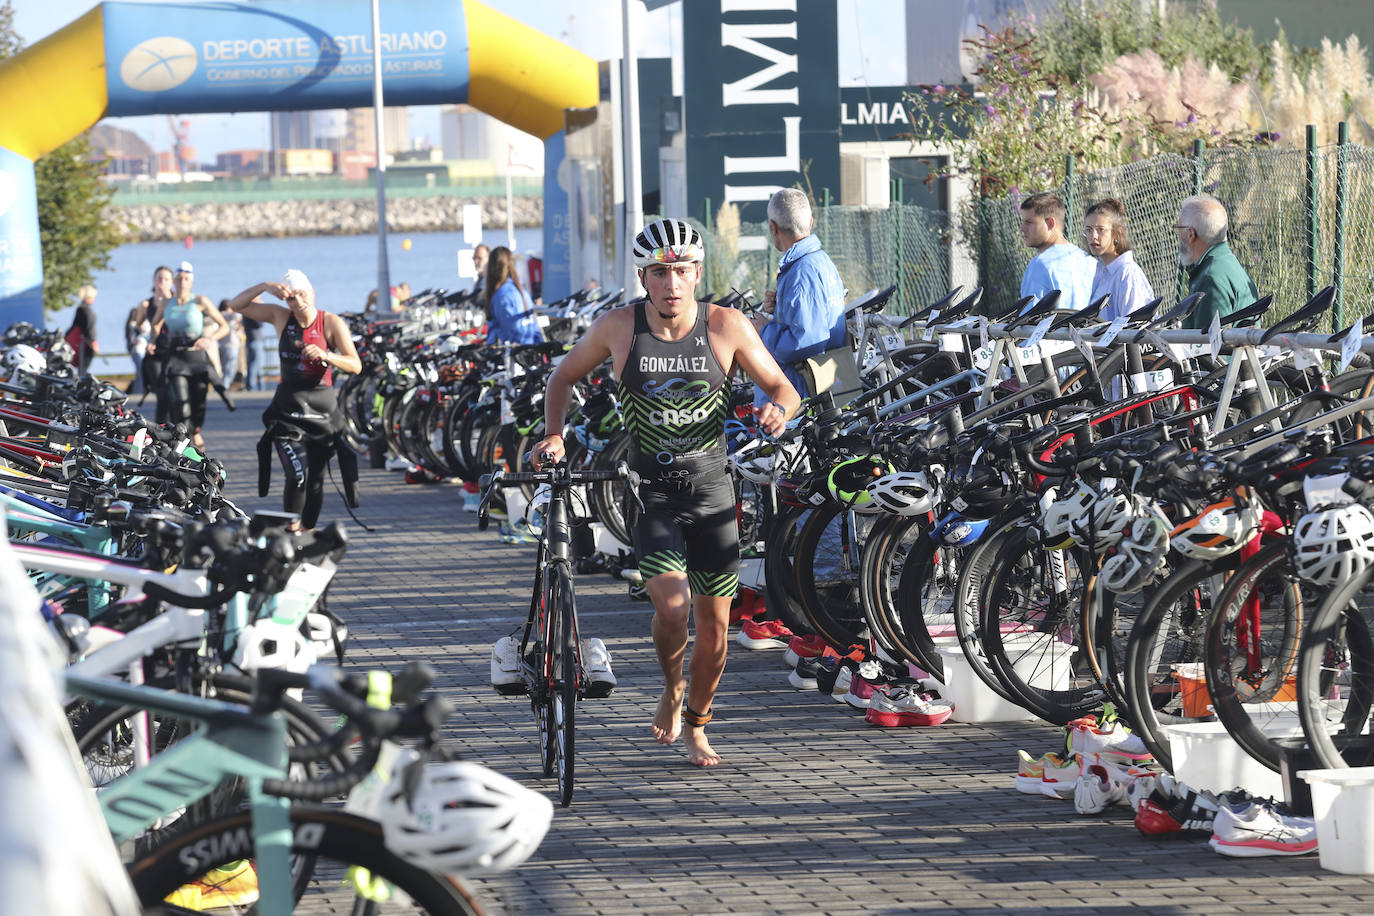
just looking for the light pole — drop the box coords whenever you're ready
[371,0,391,313]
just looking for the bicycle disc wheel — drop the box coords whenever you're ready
[128,806,486,914]
[550,565,577,807]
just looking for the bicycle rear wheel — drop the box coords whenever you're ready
[1298,566,1374,769]
[129,806,486,914]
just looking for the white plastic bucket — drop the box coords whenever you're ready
[935,643,1035,723]
[1002,632,1074,693]
[1302,767,1374,874]
[1167,722,1283,797]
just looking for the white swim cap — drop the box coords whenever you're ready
[283,269,313,294]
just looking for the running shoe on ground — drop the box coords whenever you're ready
[1135,786,1220,838]
[789,655,837,690]
[491,635,526,696]
[164,861,259,909]
[1015,750,1068,796]
[736,618,793,650]
[1074,753,1159,815]
[783,633,829,668]
[865,685,953,727]
[463,490,481,513]
[1068,720,1151,761]
[844,659,887,710]
[385,456,411,471]
[1209,801,1318,857]
[1039,753,1083,800]
[827,663,855,702]
[580,638,616,697]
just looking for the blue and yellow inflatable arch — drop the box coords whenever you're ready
[0,0,597,323]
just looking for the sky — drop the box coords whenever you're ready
[12,0,907,160]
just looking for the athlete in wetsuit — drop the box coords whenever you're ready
[223,269,363,529]
[532,219,799,767]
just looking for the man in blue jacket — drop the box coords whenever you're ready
[753,188,847,409]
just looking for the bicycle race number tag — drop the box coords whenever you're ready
[1023,316,1053,350]
[1342,324,1363,372]
[1096,314,1128,347]
[1290,345,1319,370]
[1208,313,1223,361]
[921,309,940,341]
[883,333,906,351]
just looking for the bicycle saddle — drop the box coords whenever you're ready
[1260,286,1335,343]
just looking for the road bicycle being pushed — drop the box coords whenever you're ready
[480,457,638,807]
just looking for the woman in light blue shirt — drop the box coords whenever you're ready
[483,247,545,345]
[1085,198,1155,321]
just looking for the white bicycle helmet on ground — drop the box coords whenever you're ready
[1098,515,1170,594]
[1292,503,1374,586]
[866,469,940,517]
[1171,496,1263,561]
[377,759,554,876]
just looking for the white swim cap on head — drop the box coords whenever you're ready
[176,261,194,274]
[283,269,313,293]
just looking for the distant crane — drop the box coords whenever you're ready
[167,115,192,181]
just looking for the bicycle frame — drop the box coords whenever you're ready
[65,673,296,916]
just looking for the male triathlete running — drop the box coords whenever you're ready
[531,218,800,767]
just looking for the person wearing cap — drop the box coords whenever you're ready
[147,261,232,450]
[529,218,798,768]
[223,269,363,530]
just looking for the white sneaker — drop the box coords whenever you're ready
[1210,802,1318,857]
[580,638,616,697]
[1069,721,1151,761]
[491,635,525,696]
[1074,753,1159,814]
[385,456,411,472]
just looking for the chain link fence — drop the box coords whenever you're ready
[698,134,1374,330]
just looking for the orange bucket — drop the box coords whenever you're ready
[1173,664,1213,717]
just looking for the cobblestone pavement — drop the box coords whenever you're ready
[205,391,1374,916]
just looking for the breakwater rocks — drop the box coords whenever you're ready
[111,195,543,242]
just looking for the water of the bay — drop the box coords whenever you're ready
[49,227,543,377]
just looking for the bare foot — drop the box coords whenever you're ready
[652,686,683,745]
[684,729,723,767]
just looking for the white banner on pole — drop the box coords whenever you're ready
[463,204,483,245]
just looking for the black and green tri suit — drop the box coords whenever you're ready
[618,301,739,598]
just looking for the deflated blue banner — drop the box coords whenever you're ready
[103,0,471,116]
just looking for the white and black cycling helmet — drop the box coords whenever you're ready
[377,758,554,876]
[1040,481,1096,550]
[632,219,704,270]
[2,344,45,376]
[1098,515,1170,595]
[232,619,317,674]
[1292,503,1374,586]
[866,470,940,517]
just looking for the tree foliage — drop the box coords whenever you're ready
[34,137,125,312]
[1032,0,1267,84]
[0,0,126,312]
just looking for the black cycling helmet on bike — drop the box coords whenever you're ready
[632,219,704,269]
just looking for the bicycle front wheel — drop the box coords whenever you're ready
[129,806,487,914]
[549,564,577,807]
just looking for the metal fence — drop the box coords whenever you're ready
[700,127,1374,329]
[695,205,952,318]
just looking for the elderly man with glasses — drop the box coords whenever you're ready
[1176,194,1258,331]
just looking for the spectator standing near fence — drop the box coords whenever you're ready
[1177,194,1258,331]
[1084,198,1155,321]
[752,188,846,409]
[1018,191,1097,312]
[66,285,99,374]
